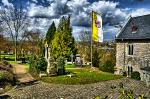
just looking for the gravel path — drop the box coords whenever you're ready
[13,64,35,83]
[2,78,150,99]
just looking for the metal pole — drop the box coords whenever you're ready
[91,11,93,67]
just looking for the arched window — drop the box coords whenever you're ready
[127,66,133,76]
[146,59,149,67]
[128,44,134,55]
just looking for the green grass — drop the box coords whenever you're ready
[65,64,76,68]
[41,68,123,85]
[24,63,30,72]
[0,54,30,72]
[8,61,18,64]
[0,54,15,61]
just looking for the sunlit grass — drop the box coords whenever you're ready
[41,68,123,85]
[65,64,76,68]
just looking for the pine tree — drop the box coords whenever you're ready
[46,21,56,45]
[51,16,76,59]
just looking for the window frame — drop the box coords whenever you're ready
[127,44,134,55]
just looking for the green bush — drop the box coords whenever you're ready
[0,61,13,74]
[1,60,12,68]
[0,71,13,81]
[0,70,14,85]
[56,57,65,75]
[92,47,100,67]
[29,55,47,78]
[122,71,127,77]
[131,71,141,80]
[99,60,115,73]
[29,55,39,77]
[36,56,47,71]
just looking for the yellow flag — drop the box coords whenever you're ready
[92,11,103,42]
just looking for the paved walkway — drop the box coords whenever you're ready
[2,78,150,99]
[1,64,150,99]
[13,64,35,84]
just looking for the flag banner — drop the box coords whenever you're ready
[92,11,103,42]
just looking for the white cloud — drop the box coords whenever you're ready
[71,11,91,27]
[72,26,91,40]
[88,1,128,25]
[28,0,70,18]
[26,0,129,40]
[67,0,89,13]
[70,0,128,28]
[88,1,118,13]
[2,0,150,41]
[28,18,60,33]
[28,3,54,17]
[27,0,150,41]
[131,8,150,17]
[103,25,120,40]
[2,0,13,7]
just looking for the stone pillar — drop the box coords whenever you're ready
[45,43,48,60]
[46,46,51,74]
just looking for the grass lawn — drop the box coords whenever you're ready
[65,64,76,68]
[0,54,30,72]
[8,61,18,64]
[0,54,15,61]
[23,63,30,72]
[41,68,123,85]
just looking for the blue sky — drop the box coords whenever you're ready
[0,0,150,41]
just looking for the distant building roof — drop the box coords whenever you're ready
[116,14,150,41]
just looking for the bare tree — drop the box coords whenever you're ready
[22,30,45,56]
[77,31,91,62]
[0,5,28,61]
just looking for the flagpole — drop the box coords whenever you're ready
[91,11,93,68]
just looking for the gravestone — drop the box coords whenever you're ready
[75,54,82,66]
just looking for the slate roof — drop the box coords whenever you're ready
[116,14,150,41]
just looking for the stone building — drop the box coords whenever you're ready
[115,14,150,86]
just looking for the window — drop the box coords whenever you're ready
[128,66,133,76]
[146,59,149,67]
[131,23,138,33]
[128,44,134,55]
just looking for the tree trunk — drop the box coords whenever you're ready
[0,50,1,61]
[15,38,17,62]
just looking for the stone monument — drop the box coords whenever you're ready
[45,42,56,75]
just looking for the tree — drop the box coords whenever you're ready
[99,47,116,73]
[92,44,101,67]
[22,30,45,56]
[0,5,28,62]
[51,16,76,59]
[46,21,56,45]
[77,31,91,62]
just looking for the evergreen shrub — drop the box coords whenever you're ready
[131,71,141,80]
[56,57,65,75]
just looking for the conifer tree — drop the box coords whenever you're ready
[46,21,56,45]
[51,16,76,59]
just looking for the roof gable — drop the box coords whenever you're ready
[116,14,150,41]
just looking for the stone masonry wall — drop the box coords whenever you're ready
[115,42,150,75]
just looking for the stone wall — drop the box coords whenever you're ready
[115,42,150,85]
